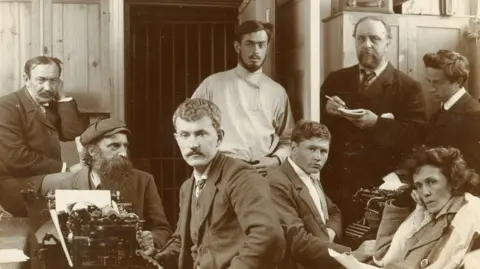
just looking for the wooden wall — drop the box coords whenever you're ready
[0,0,110,165]
[0,0,110,113]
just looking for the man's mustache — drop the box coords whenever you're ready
[250,55,261,60]
[187,150,203,157]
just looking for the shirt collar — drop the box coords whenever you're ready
[235,63,262,78]
[287,157,319,180]
[443,88,466,111]
[433,195,466,220]
[90,170,102,189]
[193,161,213,183]
[360,60,389,77]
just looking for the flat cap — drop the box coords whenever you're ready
[80,118,130,145]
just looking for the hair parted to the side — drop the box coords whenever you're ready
[172,98,222,131]
[400,146,480,196]
[423,49,470,86]
[353,16,392,40]
[235,20,274,43]
[291,120,331,144]
[24,56,63,77]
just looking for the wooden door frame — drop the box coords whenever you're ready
[110,0,241,121]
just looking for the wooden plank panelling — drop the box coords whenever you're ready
[0,1,33,96]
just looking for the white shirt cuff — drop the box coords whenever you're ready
[61,162,67,173]
[57,97,73,102]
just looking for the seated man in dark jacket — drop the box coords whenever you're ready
[0,56,88,217]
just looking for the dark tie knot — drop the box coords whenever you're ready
[195,178,206,189]
[361,69,376,80]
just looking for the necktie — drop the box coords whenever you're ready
[195,178,207,198]
[360,69,376,92]
[310,174,329,221]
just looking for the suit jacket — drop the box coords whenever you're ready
[159,153,286,269]
[0,87,87,178]
[42,167,172,247]
[320,63,426,220]
[267,161,350,269]
[425,92,480,173]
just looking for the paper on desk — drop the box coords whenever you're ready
[55,190,111,214]
[328,249,380,269]
[0,249,29,263]
[379,172,407,191]
[49,209,73,267]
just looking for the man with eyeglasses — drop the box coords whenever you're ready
[0,56,88,217]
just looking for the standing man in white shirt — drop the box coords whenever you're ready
[192,20,295,176]
[424,49,480,173]
[266,120,376,269]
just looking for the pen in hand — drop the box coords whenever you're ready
[325,95,348,109]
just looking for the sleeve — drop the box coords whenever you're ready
[227,168,286,269]
[272,91,294,162]
[325,195,343,239]
[55,99,88,141]
[0,103,63,175]
[268,175,350,267]
[374,201,411,263]
[191,76,212,100]
[370,79,427,151]
[144,176,173,248]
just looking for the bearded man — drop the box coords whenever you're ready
[191,20,295,176]
[319,16,427,230]
[39,118,172,251]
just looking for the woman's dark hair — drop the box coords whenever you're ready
[400,146,480,196]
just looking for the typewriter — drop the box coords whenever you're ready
[344,187,404,246]
[25,189,162,269]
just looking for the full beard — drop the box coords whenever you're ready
[239,54,265,73]
[95,156,134,195]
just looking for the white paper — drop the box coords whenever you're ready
[328,248,380,269]
[0,249,29,263]
[55,190,111,214]
[338,108,366,116]
[464,249,480,269]
[75,136,84,161]
[379,172,407,191]
[49,209,73,267]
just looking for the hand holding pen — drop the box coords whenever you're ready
[325,95,348,116]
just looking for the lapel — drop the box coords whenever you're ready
[180,176,194,247]
[196,153,227,240]
[17,87,56,130]
[362,63,396,99]
[281,161,326,227]
[407,197,465,253]
[71,167,92,190]
[432,93,471,127]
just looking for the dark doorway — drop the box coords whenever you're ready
[125,1,238,228]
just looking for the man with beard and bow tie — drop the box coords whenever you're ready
[191,20,295,176]
[320,16,427,231]
[0,56,88,217]
[40,118,172,253]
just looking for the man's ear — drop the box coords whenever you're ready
[23,73,29,83]
[217,129,225,146]
[233,41,240,54]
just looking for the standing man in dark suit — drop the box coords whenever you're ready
[154,98,285,269]
[423,50,480,173]
[267,120,376,269]
[39,118,172,251]
[320,16,427,226]
[0,56,88,217]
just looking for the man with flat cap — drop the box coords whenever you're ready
[40,118,172,252]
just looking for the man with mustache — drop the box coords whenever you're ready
[153,98,285,269]
[40,118,172,253]
[320,16,427,232]
[267,120,377,269]
[192,20,294,176]
[0,56,88,217]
